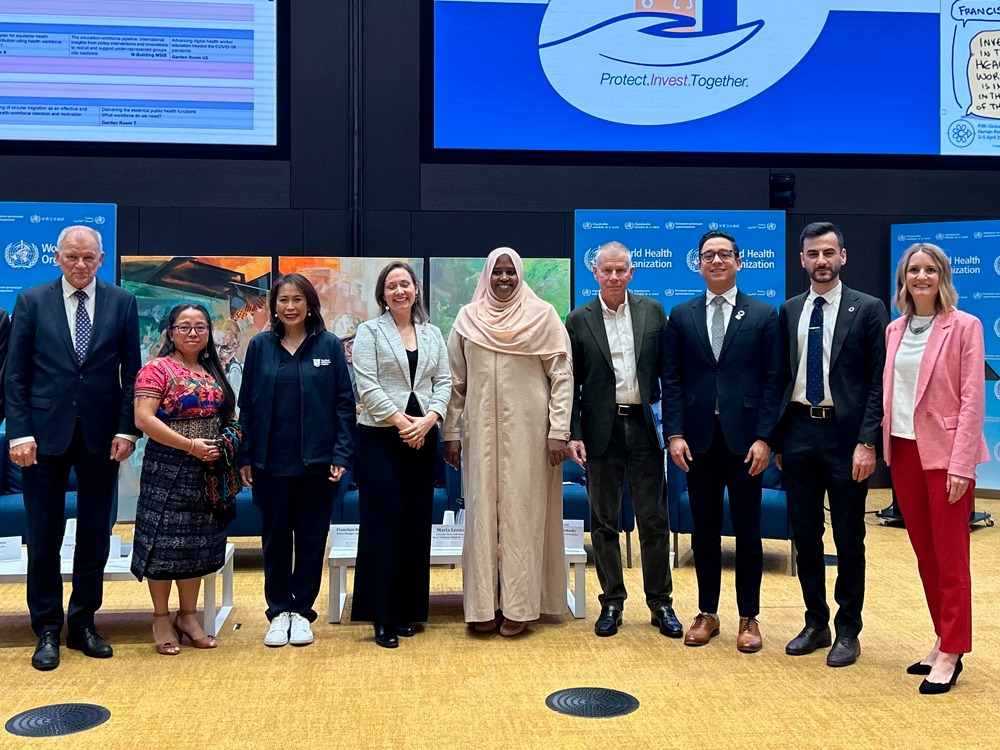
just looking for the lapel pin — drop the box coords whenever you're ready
[735,310,746,320]
[848,306,856,313]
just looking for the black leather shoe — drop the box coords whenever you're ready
[374,623,399,649]
[67,627,113,659]
[785,626,833,656]
[826,635,861,667]
[31,633,60,671]
[650,606,683,638]
[395,623,415,638]
[907,661,933,675]
[594,605,623,637]
[919,655,963,694]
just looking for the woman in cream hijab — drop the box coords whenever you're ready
[443,248,573,636]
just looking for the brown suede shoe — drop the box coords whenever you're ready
[683,613,720,646]
[737,617,763,653]
[499,618,527,637]
[472,618,500,633]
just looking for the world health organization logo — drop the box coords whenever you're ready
[664,289,675,297]
[664,222,675,230]
[95,215,105,225]
[975,232,984,239]
[581,222,592,230]
[624,222,634,230]
[975,292,984,300]
[686,249,701,273]
[935,233,944,241]
[582,288,593,297]
[766,222,777,231]
[30,215,40,223]
[994,256,1000,276]
[994,442,1000,463]
[897,234,905,242]
[584,247,600,270]
[994,381,1000,401]
[5,240,39,269]
[708,222,719,231]
[994,318,1000,339]
[766,289,776,298]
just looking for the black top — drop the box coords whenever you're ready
[404,348,422,417]
[265,346,327,476]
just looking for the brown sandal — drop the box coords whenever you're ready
[173,609,217,649]
[153,611,181,656]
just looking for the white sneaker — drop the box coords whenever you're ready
[264,611,291,647]
[289,613,314,646]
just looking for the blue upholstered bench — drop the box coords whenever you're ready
[667,454,796,575]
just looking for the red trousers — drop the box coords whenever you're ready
[889,437,974,653]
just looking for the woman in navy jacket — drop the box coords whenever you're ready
[238,273,356,648]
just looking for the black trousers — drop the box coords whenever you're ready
[254,470,335,623]
[351,424,437,625]
[22,421,118,637]
[781,411,867,637]
[686,420,763,617]
[587,411,672,611]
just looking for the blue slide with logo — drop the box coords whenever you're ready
[0,202,116,314]
[434,1,1000,156]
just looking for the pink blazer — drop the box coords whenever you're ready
[882,310,989,479]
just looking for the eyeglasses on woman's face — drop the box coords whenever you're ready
[171,324,210,335]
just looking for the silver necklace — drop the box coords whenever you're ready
[908,314,936,336]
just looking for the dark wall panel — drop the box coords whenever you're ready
[138,208,303,257]
[421,165,770,213]
[362,210,411,256]
[410,212,566,259]
[117,206,140,259]
[302,210,350,257]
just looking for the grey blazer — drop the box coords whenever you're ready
[353,312,453,427]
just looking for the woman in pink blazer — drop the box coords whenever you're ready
[883,243,989,695]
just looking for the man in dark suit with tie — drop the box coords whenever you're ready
[5,226,141,670]
[775,222,888,668]
[566,241,680,638]
[662,231,781,653]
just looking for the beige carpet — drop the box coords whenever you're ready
[0,489,998,750]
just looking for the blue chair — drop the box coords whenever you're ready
[562,460,637,568]
[0,430,118,538]
[667,454,795,575]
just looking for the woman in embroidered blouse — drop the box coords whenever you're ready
[133,303,238,655]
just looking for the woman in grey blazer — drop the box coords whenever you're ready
[350,261,452,648]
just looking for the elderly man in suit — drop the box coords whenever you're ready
[775,222,888,668]
[566,241,680,638]
[5,226,141,670]
[663,230,782,653]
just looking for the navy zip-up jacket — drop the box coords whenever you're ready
[237,329,356,470]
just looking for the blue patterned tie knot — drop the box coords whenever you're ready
[806,296,825,406]
[74,289,92,366]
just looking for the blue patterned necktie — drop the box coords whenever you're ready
[74,289,92,365]
[806,296,825,406]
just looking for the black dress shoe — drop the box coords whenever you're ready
[31,633,60,671]
[826,635,861,667]
[594,605,623,637]
[395,623,415,638]
[919,655,963,695]
[374,623,399,649]
[66,627,113,659]
[907,662,933,675]
[650,606,683,638]
[785,626,833,656]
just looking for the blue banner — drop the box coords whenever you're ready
[574,209,785,312]
[0,201,116,315]
[891,219,1000,490]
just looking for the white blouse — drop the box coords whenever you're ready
[891,315,936,440]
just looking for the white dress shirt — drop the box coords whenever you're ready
[10,276,137,449]
[792,281,842,407]
[599,293,641,405]
[891,315,935,440]
[705,286,738,350]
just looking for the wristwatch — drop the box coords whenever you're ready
[861,442,875,450]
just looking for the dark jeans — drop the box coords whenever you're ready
[587,411,672,611]
[351,424,437,625]
[253,471,336,623]
[781,411,867,637]
[22,420,118,637]
[685,420,763,617]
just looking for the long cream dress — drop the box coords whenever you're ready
[443,333,574,623]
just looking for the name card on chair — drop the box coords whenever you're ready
[0,537,21,561]
[563,520,584,552]
[431,524,465,550]
[329,524,359,553]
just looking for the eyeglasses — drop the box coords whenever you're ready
[171,325,210,335]
[217,343,238,353]
[700,250,736,263]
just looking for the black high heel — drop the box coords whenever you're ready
[919,654,964,694]
[906,662,932,675]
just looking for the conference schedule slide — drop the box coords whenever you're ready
[0,201,116,313]
[433,1,1000,155]
[574,209,785,312]
[0,0,277,146]
[892,220,1000,488]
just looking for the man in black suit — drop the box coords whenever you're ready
[0,305,9,424]
[566,241,680,638]
[775,222,888,668]
[662,231,781,653]
[5,226,140,670]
